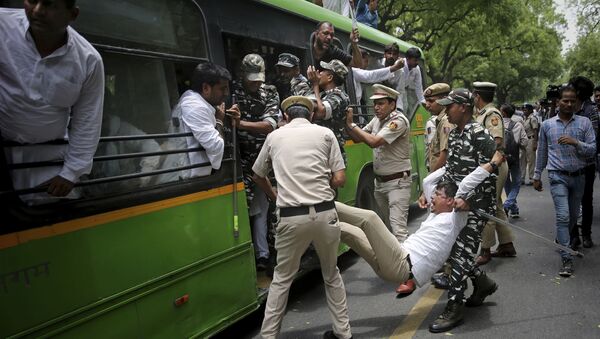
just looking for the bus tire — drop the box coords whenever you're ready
[355,166,376,211]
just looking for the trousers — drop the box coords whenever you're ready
[249,185,270,259]
[481,161,514,249]
[337,202,411,283]
[571,164,596,238]
[261,206,352,339]
[374,175,412,242]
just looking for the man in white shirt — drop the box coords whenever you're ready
[0,1,104,202]
[381,45,425,113]
[352,49,403,104]
[156,62,231,183]
[338,151,505,289]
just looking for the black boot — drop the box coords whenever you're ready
[429,300,465,333]
[431,272,450,290]
[465,271,498,307]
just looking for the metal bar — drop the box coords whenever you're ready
[0,158,234,196]
[473,209,584,258]
[99,132,193,142]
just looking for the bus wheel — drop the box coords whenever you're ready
[355,166,376,211]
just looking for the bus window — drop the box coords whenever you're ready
[73,0,208,59]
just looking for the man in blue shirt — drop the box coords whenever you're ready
[533,84,596,278]
[356,0,379,29]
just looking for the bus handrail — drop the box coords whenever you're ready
[0,157,234,196]
[1,132,198,147]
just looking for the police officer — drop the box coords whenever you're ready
[472,81,516,264]
[230,53,280,269]
[307,59,351,160]
[428,88,499,333]
[522,103,539,185]
[253,96,352,339]
[424,83,454,172]
[345,84,411,245]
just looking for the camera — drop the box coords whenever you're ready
[545,85,560,100]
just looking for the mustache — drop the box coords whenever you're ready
[384,57,396,67]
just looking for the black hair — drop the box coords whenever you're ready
[475,90,494,103]
[406,47,421,59]
[595,85,600,92]
[436,181,458,198]
[64,0,76,9]
[384,43,400,54]
[316,21,333,31]
[286,105,311,120]
[568,76,594,101]
[500,103,515,117]
[190,62,231,92]
[559,84,577,99]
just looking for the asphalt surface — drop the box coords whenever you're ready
[215,175,600,338]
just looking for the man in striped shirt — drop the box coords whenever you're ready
[533,84,596,278]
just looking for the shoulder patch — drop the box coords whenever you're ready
[490,116,499,126]
[443,126,452,134]
[388,121,398,130]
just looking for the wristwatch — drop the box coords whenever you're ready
[349,123,358,130]
[489,161,498,172]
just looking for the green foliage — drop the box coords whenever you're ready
[566,31,600,80]
[378,0,565,103]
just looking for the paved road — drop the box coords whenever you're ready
[216,177,600,338]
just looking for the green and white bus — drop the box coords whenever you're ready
[0,0,429,337]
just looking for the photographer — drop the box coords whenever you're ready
[545,84,561,119]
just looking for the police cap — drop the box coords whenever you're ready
[472,81,497,93]
[424,83,451,98]
[281,95,314,113]
[370,84,400,100]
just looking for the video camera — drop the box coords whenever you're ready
[545,84,560,100]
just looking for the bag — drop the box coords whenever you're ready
[504,120,519,165]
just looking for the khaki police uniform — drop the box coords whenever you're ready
[429,108,454,169]
[363,85,412,242]
[523,114,539,181]
[255,96,352,339]
[474,102,514,249]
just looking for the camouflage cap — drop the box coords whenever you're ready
[242,54,265,82]
[436,88,474,106]
[281,95,314,112]
[276,53,300,68]
[319,59,348,78]
[472,81,497,93]
[424,83,451,98]
[369,84,400,100]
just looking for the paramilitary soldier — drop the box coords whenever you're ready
[253,96,352,339]
[307,59,351,160]
[230,53,280,268]
[272,53,310,101]
[425,83,454,172]
[522,103,539,184]
[472,81,516,265]
[426,88,499,333]
[344,84,413,295]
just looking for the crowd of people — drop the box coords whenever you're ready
[2,1,600,338]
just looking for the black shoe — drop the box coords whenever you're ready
[256,257,269,271]
[431,273,450,290]
[583,236,594,248]
[465,272,498,307]
[559,258,574,277]
[509,210,520,218]
[429,301,465,333]
[570,237,581,250]
[323,330,352,339]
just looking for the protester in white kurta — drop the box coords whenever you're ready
[0,8,104,202]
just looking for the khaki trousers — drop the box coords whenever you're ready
[481,161,515,249]
[519,147,527,182]
[336,202,411,283]
[526,139,537,180]
[374,176,412,242]
[261,207,352,339]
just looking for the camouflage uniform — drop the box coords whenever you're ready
[232,80,280,203]
[315,87,350,161]
[290,74,311,97]
[442,121,497,302]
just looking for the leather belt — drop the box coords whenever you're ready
[280,200,336,218]
[375,171,410,182]
[551,169,585,177]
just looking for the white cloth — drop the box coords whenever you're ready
[386,59,424,112]
[157,90,224,181]
[401,166,490,286]
[0,8,104,202]
[322,0,351,17]
[0,8,104,194]
[351,67,393,103]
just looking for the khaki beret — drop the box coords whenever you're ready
[473,81,497,93]
[424,83,451,98]
[281,95,314,112]
[369,84,400,100]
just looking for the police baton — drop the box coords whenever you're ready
[473,209,584,258]
[231,94,239,238]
